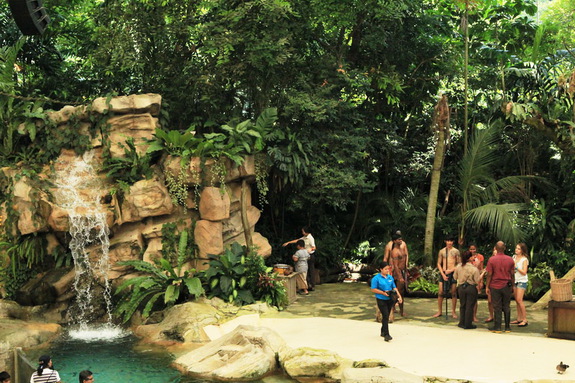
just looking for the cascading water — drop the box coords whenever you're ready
[53,150,124,339]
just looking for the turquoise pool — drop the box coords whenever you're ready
[46,331,201,383]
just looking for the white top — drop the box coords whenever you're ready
[301,233,316,254]
[30,368,60,383]
[513,256,528,283]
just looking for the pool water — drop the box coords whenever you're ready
[47,332,202,383]
[43,329,295,383]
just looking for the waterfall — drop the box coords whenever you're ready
[53,151,124,339]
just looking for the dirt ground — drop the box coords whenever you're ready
[271,281,550,336]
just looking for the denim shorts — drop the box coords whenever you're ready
[515,281,527,290]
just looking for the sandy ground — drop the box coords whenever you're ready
[205,283,575,383]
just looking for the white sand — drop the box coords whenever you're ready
[207,316,575,382]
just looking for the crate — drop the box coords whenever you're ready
[548,300,575,340]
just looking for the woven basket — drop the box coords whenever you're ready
[550,278,573,302]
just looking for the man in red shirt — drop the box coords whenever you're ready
[486,241,515,333]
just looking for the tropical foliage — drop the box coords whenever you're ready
[201,242,288,309]
[1,0,575,297]
[114,229,203,323]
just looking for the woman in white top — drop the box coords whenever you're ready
[511,243,529,327]
[30,355,61,383]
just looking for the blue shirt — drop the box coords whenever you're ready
[371,273,396,300]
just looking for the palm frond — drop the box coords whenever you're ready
[465,203,528,245]
[459,125,500,201]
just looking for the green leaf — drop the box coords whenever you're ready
[184,277,204,296]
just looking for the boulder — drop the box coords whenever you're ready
[107,114,158,157]
[106,223,145,279]
[341,367,423,383]
[47,105,83,125]
[143,237,163,264]
[14,268,74,306]
[226,232,272,258]
[279,346,352,380]
[174,324,285,381]
[134,301,224,343]
[140,215,196,240]
[199,187,230,221]
[162,156,201,185]
[221,156,255,183]
[92,94,162,116]
[195,220,223,259]
[47,203,70,232]
[12,178,51,235]
[120,178,174,223]
[222,207,261,242]
[228,182,252,213]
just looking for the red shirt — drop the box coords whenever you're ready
[486,253,514,289]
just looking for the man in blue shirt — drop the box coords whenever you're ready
[371,261,403,341]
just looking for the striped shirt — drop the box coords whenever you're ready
[30,368,60,383]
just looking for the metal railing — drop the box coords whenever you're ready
[13,348,35,383]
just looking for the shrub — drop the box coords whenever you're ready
[114,229,203,323]
[201,242,287,309]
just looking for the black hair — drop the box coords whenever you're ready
[445,234,456,242]
[461,250,472,266]
[391,233,402,241]
[79,370,93,383]
[0,371,10,382]
[302,226,311,234]
[296,239,305,248]
[37,355,51,375]
[377,261,389,270]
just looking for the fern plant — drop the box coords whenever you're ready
[114,230,203,323]
[103,137,153,185]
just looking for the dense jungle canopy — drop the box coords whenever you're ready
[1,0,575,277]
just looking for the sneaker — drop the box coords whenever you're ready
[465,325,477,329]
[504,328,511,333]
[384,335,392,342]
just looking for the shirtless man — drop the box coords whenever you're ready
[384,230,409,265]
[388,239,408,319]
[383,232,408,320]
[433,235,461,318]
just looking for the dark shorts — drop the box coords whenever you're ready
[440,273,455,295]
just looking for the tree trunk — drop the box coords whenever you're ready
[341,190,362,256]
[240,178,253,248]
[424,95,450,266]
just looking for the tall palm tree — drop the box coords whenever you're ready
[424,95,451,265]
[458,123,531,246]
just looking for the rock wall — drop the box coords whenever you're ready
[0,94,271,319]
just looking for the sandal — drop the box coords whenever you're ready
[484,318,493,323]
[518,321,528,327]
[510,320,520,325]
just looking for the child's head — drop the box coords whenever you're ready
[296,239,305,249]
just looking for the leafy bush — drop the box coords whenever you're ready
[146,127,200,158]
[527,262,552,300]
[201,242,287,309]
[201,242,254,304]
[103,137,153,185]
[244,252,288,309]
[0,234,68,299]
[114,230,203,323]
[408,277,439,294]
